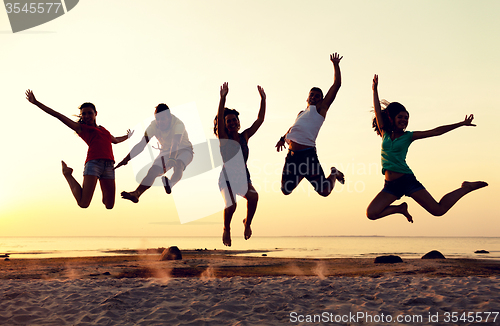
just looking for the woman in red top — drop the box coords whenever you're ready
[26,90,131,209]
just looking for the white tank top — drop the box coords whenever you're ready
[285,105,325,147]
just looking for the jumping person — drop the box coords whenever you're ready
[214,82,266,246]
[25,90,132,209]
[366,74,488,222]
[276,52,345,197]
[115,104,193,203]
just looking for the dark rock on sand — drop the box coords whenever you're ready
[475,250,490,254]
[374,255,403,264]
[421,250,446,259]
[160,246,182,261]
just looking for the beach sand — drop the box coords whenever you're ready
[1,251,499,325]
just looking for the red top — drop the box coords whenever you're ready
[78,124,114,163]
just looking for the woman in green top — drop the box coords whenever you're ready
[366,75,488,223]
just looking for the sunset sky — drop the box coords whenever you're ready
[1,0,498,242]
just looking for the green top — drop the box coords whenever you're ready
[381,131,414,175]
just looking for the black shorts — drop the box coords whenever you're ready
[382,174,425,199]
[281,148,332,195]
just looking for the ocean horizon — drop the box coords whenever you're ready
[1,236,499,260]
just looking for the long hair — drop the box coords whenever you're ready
[77,102,97,126]
[372,100,409,136]
[214,108,240,137]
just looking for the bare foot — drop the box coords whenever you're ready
[61,161,73,176]
[331,167,345,184]
[243,218,252,240]
[222,227,231,247]
[399,202,413,223]
[121,191,139,203]
[462,181,488,193]
[335,169,345,185]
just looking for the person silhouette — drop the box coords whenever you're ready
[116,104,193,202]
[26,90,131,209]
[366,74,488,222]
[276,52,345,197]
[214,82,266,246]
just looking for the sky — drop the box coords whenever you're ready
[1,0,499,241]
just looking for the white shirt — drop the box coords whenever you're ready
[285,105,325,147]
[145,115,193,152]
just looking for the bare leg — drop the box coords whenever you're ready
[99,178,116,209]
[243,184,258,240]
[410,181,488,216]
[62,161,98,208]
[223,205,236,246]
[121,164,163,203]
[221,187,236,247]
[169,161,186,189]
[121,184,149,203]
[366,190,413,223]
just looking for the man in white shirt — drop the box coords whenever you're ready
[275,53,344,197]
[116,104,193,203]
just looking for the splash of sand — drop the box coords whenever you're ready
[313,261,328,280]
[200,266,216,280]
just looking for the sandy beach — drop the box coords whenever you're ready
[1,251,499,325]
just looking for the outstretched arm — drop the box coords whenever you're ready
[216,82,229,139]
[372,74,384,136]
[275,129,290,152]
[412,115,476,141]
[275,110,303,152]
[317,52,342,116]
[112,129,134,144]
[243,85,266,139]
[114,134,150,169]
[26,89,81,133]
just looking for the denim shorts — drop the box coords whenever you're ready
[382,173,425,199]
[83,159,115,179]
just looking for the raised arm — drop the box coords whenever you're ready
[26,89,81,133]
[243,85,266,139]
[412,115,476,141]
[216,82,229,139]
[372,75,384,136]
[317,52,342,116]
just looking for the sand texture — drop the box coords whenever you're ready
[1,252,499,325]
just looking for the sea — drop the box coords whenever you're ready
[1,236,499,260]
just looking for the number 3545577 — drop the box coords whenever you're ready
[5,3,62,14]
[443,312,498,323]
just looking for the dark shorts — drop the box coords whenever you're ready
[382,174,425,199]
[281,147,331,195]
[83,159,115,179]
